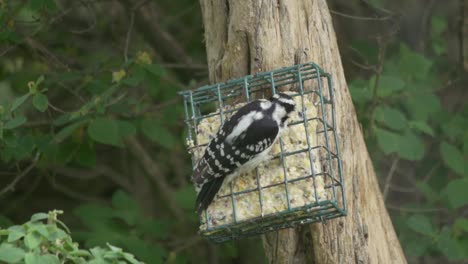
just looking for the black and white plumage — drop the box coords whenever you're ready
[192,93,296,214]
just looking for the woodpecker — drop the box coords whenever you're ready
[192,93,296,214]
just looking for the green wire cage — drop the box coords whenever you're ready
[179,62,346,243]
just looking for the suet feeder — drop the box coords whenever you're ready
[179,62,346,243]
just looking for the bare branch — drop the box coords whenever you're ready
[47,174,103,203]
[330,9,392,21]
[124,11,135,62]
[386,204,448,213]
[119,0,195,66]
[53,165,133,191]
[69,0,97,34]
[383,157,399,200]
[126,137,184,217]
[0,153,40,196]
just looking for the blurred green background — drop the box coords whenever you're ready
[0,0,466,263]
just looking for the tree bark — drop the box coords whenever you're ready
[199,0,407,263]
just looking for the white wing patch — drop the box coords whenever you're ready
[260,101,272,110]
[278,97,295,105]
[225,111,258,144]
[272,104,286,125]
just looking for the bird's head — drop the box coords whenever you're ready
[270,93,296,126]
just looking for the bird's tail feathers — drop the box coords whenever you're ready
[195,177,224,214]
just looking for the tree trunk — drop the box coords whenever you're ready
[198,0,407,263]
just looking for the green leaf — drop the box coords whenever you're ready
[7,226,25,242]
[145,64,165,77]
[415,181,439,202]
[73,204,115,230]
[432,38,446,56]
[24,232,42,249]
[349,79,372,104]
[406,214,434,236]
[440,142,465,176]
[138,219,169,239]
[53,119,89,143]
[374,106,407,131]
[408,121,434,136]
[437,226,465,260]
[111,190,140,225]
[87,117,136,147]
[431,16,447,35]
[31,224,49,238]
[4,115,27,129]
[25,252,60,264]
[74,143,96,168]
[397,131,425,161]
[0,216,14,229]
[375,127,400,154]
[29,0,57,11]
[30,212,49,222]
[399,44,432,80]
[375,128,425,160]
[404,237,431,257]
[122,252,142,264]
[174,186,196,210]
[350,41,378,64]
[0,243,25,263]
[32,93,48,112]
[454,218,468,233]
[123,66,146,87]
[117,120,137,138]
[404,94,441,121]
[141,119,176,149]
[441,114,466,141]
[376,75,405,97]
[11,93,31,112]
[445,179,468,209]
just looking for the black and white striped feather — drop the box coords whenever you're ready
[192,93,296,213]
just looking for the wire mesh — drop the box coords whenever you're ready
[179,62,346,243]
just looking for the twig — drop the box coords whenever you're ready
[47,174,103,203]
[48,101,69,113]
[0,153,40,196]
[361,0,395,16]
[124,12,135,62]
[388,184,416,193]
[119,0,195,66]
[56,82,87,103]
[368,38,388,134]
[349,58,378,72]
[420,0,437,52]
[25,37,70,69]
[460,0,466,72]
[383,157,399,200]
[371,37,387,102]
[160,63,207,70]
[422,163,439,183]
[329,10,392,21]
[386,204,447,213]
[53,165,133,191]
[170,236,202,253]
[70,0,97,34]
[3,174,43,215]
[125,137,184,217]
[0,46,16,57]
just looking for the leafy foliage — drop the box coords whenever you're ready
[349,13,467,261]
[73,191,170,263]
[0,0,465,263]
[0,210,142,263]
